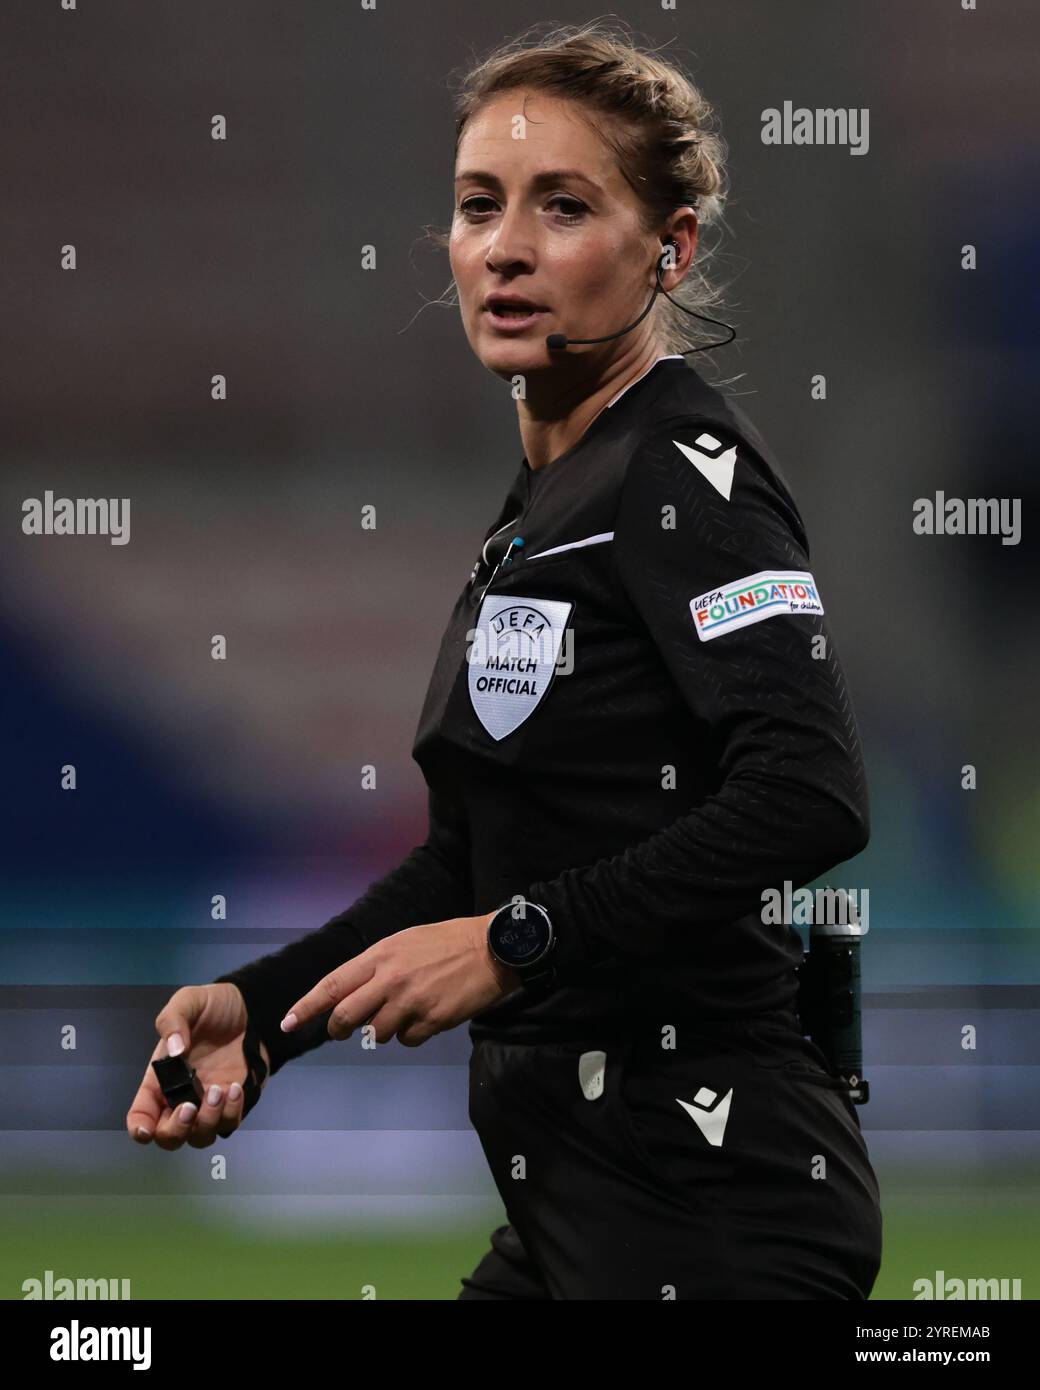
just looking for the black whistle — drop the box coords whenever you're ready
[151,1054,205,1112]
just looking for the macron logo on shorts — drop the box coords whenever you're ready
[676,1086,733,1147]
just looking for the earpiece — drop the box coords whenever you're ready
[547,237,734,354]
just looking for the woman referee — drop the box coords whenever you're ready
[126,22,882,1300]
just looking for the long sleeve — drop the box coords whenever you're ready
[524,421,870,978]
[214,784,473,1074]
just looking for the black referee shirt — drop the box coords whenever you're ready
[217,355,869,1069]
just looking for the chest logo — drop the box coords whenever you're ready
[467,595,573,741]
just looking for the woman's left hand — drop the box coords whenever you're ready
[278,913,521,1048]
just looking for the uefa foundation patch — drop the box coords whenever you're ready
[690,570,823,641]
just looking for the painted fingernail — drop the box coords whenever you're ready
[136,1126,152,1140]
[280,1013,297,1032]
[167,1033,185,1056]
[206,1084,223,1106]
[228,1082,243,1101]
[178,1102,197,1124]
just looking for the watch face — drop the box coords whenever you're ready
[491,903,551,968]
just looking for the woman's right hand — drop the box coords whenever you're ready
[125,982,271,1150]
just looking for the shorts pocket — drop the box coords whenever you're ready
[728,1020,843,1084]
[610,1035,738,1216]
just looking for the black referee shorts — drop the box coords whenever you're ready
[459,1012,882,1300]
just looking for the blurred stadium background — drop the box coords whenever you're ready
[1,1,1037,1298]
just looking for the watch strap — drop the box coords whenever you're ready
[518,960,558,999]
[240,1015,269,1118]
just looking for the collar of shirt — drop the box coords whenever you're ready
[520,355,687,488]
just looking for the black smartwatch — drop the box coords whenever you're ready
[486,898,557,998]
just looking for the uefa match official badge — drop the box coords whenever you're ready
[467,594,573,740]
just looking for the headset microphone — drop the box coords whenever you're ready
[545,241,736,354]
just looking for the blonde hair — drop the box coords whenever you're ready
[424,17,734,359]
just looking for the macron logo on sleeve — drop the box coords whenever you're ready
[673,433,737,500]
